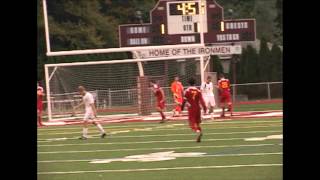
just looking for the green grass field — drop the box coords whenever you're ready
[233,102,282,112]
[38,117,283,180]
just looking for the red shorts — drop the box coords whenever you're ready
[187,108,202,132]
[220,92,231,104]
[157,101,165,110]
[188,108,201,122]
[174,96,183,105]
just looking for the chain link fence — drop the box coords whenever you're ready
[42,82,282,117]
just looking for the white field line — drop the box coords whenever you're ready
[38,152,282,163]
[37,119,282,132]
[38,130,282,145]
[38,133,283,147]
[37,130,282,143]
[93,130,282,139]
[38,143,282,154]
[37,163,283,174]
[37,124,282,137]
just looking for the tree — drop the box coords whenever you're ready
[101,0,156,24]
[258,38,271,82]
[236,48,247,84]
[238,45,259,83]
[274,0,283,44]
[47,0,118,51]
[211,55,223,75]
[269,44,283,81]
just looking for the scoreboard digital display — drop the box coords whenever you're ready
[167,1,207,35]
[118,0,256,47]
[169,2,199,15]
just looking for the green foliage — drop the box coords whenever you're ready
[258,38,271,82]
[274,0,283,44]
[47,0,119,50]
[211,55,223,74]
[234,45,259,83]
[234,39,282,84]
[269,44,282,81]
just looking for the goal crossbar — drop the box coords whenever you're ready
[46,44,205,57]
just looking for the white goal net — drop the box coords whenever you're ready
[45,55,208,121]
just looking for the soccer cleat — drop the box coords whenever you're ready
[78,136,87,140]
[101,133,106,138]
[209,107,214,114]
[172,111,178,117]
[160,118,168,123]
[196,132,203,143]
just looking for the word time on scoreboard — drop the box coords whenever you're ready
[118,0,256,47]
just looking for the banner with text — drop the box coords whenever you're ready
[132,45,242,59]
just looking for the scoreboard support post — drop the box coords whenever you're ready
[200,56,205,83]
[137,76,152,116]
[133,52,145,77]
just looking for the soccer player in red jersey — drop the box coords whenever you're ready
[150,80,167,123]
[184,78,207,142]
[171,76,184,117]
[218,74,233,117]
[37,82,45,127]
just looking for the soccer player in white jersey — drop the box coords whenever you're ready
[73,86,106,140]
[200,76,216,114]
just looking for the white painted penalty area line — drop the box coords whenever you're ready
[37,119,282,132]
[37,125,282,142]
[37,130,282,143]
[38,134,283,147]
[38,152,282,163]
[38,143,282,154]
[37,124,282,137]
[37,163,282,174]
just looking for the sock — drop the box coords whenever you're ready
[160,111,166,120]
[38,116,42,126]
[83,128,88,137]
[96,123,105,133]
[176,106,181,114]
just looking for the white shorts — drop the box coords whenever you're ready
[83,111,94,121]
[204,96,216,107]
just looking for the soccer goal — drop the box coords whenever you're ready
[44,54,211,121]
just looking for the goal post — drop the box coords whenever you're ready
[44,54,208,121]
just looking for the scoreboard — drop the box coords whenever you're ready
[119,0,256,47]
